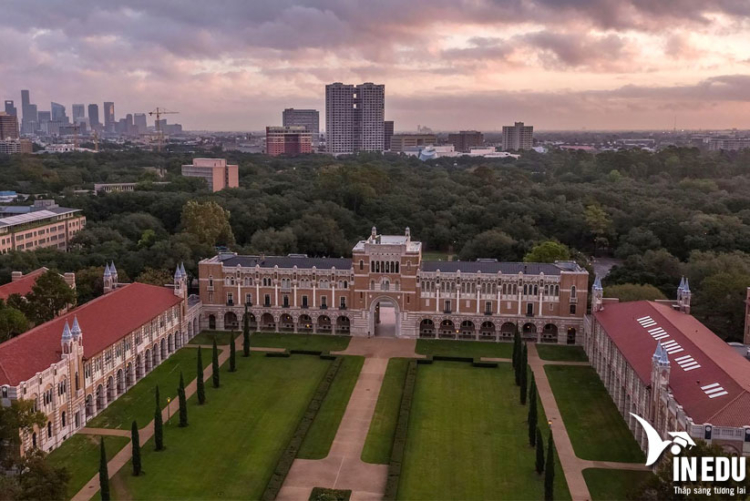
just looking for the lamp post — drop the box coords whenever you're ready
[166,397,172,424]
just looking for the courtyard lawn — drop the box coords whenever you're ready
[47,433,130,500]
[583,468,653,501]
[361,358,410,464]
[416,339,513,359]
[421,251,453,262]
[87,347,211,430]
[299,355,365,459]
[545,365,644,463]
[398,362,570,500]
[250,332,351,352]
[188,330,240,346]
[113,353,331,500]
[536,344,589,362]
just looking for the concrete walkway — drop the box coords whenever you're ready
[278,337,419,501]
[72,345,230,501]
[78,427,131,438]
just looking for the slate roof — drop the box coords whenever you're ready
[420,261,576,275]
[220,255,353,269]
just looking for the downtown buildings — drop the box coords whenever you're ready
[502,122,534,150]
[282,108,320,144]
[326,82,385,154]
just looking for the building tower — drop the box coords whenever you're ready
[325,82,385,154]
[61,321,73,355]
[591,275,604,312]
[103,262,119,293]
[174,263,188,298]
[650,342,671,432]
[677,276,691,314]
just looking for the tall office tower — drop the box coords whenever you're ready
[88,104,100,128]
[72,104,85,124]
[37,111,51,123]
[325,82,385,154]
[448,130,484,153]
[384,120,394,151]
[4,101,17,117]
[21,90,38,133]
[0,112,20,140]
[501,122,534,150]
[133,113,147,135]
[51,102,68,123]
[103,102,115,131]
[282,108,320,143]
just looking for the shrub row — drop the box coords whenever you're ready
[261,356,343,500]
[308,487,352,501]
[383,359,418,501]
[265,350,291,358]
[290,349,324,356]
[472,359,499,368]
[417,354,497,368]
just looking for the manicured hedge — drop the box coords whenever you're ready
[383,359,418,501]
[472,358,499,368]
[308,487,352,501]
[433,355,474,363]
[265,350,291,358]
[261,357,343,500]
[417,355,433,365]
[290,349,324,356]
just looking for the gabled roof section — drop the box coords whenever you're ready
[0,268,48,300]
[220,255,352,270]
[420,261,583,275]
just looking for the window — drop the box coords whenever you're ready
[1,387,7,398]
[227,292,234,305]
[444,300,451,312]
[264,294,271,307]
[245,293,252,305]
[485,301,492,314]
[208,276,214,287]
[321,296,328,308]
[340,297,346,309]
[570,304,577,315]
[302,295,308,307]
[47,421,52,438]
[526,303,533,316]
[359,260,364,271]
[571,286,577,297]
[61,412,66,427]
[283,295,290,307]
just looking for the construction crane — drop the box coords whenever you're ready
[148,107,179,152]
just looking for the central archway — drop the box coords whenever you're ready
[369,296,400,338]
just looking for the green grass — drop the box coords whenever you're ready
[421,251,453,261]
[298,356,365,459]
[583,468,653,501]
[536,345,589,362]
[361,358,410,464]
[113,353,331,500]
[416,339,513,359]
[545,366,644,463]
[250,332,351,352]
[397,362,570,500]
[47,433,130,499]
[87,347,211,430]
[188,330,240,346]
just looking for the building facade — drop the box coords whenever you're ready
[181,158,239,192]
[282,109,319,144]
[325,82,385,154]
[103,102,115,132]
[0,265,202,454]
[0,139,33,155]
[448,131,484,153]
[198,228,588,343]
[266,126,313,156]
[384,121,394,151]
[389,134,436,153]
[585,278,750,457]
[0,204,85,253]
[502,122,534,150]
[0,112,19,140]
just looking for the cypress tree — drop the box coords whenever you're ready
[229,330,237,372]
[197,347,206,405]
[178,371,188,427]
[545,432,556,501]
[520,344,528,405]
[512,331,519,370]
[154,385,164,451]
[131,420,141,476]
[99,437,110,501]
[528,374,538,446]
[535,427,545,475]
[513,331,522,385]
[212,338,220,388]
[243,303,250,357]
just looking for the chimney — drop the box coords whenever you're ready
[11,271,23,282]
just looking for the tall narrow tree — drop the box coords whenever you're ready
[512,331,519,371]
[535,427,545,475]
[520,343,528,405]
[212,338,220,388]
[178,372,188,427]
[99,438,110,501]
[131,421,141,476]
[196,347,206,405]
[243,303,250,357]
[154,386,164,451]
[229,330,237,372]
[528,374,538,446]
[545,433,556,501]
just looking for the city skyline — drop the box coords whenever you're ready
[1,1,749,131]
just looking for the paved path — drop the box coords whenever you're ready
[78,427,131,438]
[72,345,230,501]
[278,337,419,501]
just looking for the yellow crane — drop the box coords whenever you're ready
[148,107,179,152]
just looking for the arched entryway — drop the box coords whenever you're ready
[208,315,216,330]
[261,313,275,332]
[116,369,125,395]
[369,296,400,337]
[86,394,94,417]
[224,312,239,330]
[567,327,577,345]
[336,316,350,335]
[542,324,558,343]
[318,315,332,333]
[298,314,313,333]
[500,322,515,340]
[439,319,455,338]
[480,321,495,339]
[460,320,475,339]
[522,323,537,341]
[144,349,152,372]
[280,314,294,332]
[419,319,435,338]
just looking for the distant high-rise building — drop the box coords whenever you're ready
[282,109,320,143]
[0,112,20,140]
[266,126,313,156]
[37,111,51,123]
[103,102,115,131]
[501,122,534,151]
[50,102,67,124]
[72,104,85,124]
[181,158,239,192]
[325,82,385,154]
[88,104,100,128]
[384,120,394,151]
[390,134,436,153]
[4,100,17,117]
[20,90,38,134]
[134,113,147,135]
[448,130,484,153]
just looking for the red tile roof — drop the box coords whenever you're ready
[594,301,750,427]
[0,283,182,386]
[0,268,48,300]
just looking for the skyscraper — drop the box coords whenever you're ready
[51,102,67,123]
[325,82,385,154]
[103,102,115,131]
[0,112,20,140]
[88,104,100,128]
[4,101,17,117]
[282,109,320,143]
[384,120,394,151]
[134,113,147,135]
[20,90,37,134]
[72,104,85,124]
[501,122,534,151]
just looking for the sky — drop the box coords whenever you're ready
[2,0,750,131]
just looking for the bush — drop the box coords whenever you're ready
[308,487,352,501]
[265,350,291,358]
[383,359,418,501]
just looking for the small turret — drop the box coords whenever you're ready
[61,321,73,355]
[405,226,411,241]
[174,263,187,298]
[677,276,691,314]
[591,274,604,312]
[371,226,377,241]
[71,316,82,342]
[103,263,113,294]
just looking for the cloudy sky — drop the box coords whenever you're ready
[2,0,750,131]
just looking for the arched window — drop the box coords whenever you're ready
[208,275,214,287]
[47,421,52,438]
[571,285,577,297]
[359,260,364,271]
[385,261,390,273]
[395,262,399,273]
[371,261,375,272]
[61,411,66,427]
